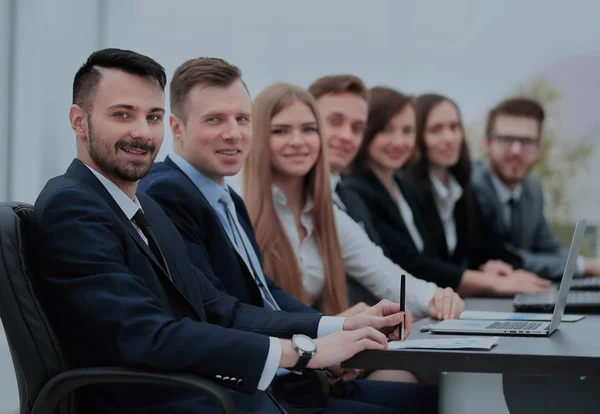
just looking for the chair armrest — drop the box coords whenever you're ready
[31,367,236,414]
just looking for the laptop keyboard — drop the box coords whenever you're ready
[570,277,600,290]
[485,321,544,330]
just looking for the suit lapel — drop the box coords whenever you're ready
[67,160,173,279]
[482,168,511,236]
[164,157,261,289]
[364,171,414,238]
[66,159,205,320]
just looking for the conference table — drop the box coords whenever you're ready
[342,298,600,414]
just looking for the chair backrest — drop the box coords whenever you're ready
[0,202,73,414]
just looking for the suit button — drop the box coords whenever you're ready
[223,376,230,381]
[237,379,244,388]
[230,377,237,382]
[216,375,222,380]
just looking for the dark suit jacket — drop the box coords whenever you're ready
[405,170,523,271]
[343,170,464,289]
[32,159,321,414]
[138,156,315,313]
[472,161,570,279]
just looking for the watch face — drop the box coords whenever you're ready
[294,335,317,352]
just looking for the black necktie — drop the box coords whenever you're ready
[132,209,171,280]
[508,197,521,247]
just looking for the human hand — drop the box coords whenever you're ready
[337,302,370,317]
[305,328,388,369]
[343,299,412,341]
[428,287,464,320]
[325,365,363,384]
[480,259,513,276]
[492,270,550,295]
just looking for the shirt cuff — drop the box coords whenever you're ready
[257,337,281,391]
[317,316,346,337]
[577,255,586,275]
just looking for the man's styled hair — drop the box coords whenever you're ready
[170,57,246,122]
[485,97,546,137]
[72,48,166,111]
[308,74,369,102]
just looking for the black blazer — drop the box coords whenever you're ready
[139,156,315,313]
[343,170,464,289]
[32,159,321,414]
[406,172,523,270]
[335,179,383,248]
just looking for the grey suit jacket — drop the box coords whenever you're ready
[471,161,571,279]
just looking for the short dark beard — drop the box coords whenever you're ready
[87,116,156,182]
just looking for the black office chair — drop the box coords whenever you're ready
[0,202,236,414]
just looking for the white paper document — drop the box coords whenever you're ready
[388,336,499,350]
[459,310,585,322]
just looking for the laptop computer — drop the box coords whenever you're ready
[568,276,600,290]
[428,218,586,337]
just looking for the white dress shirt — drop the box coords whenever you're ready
[429,171,463,255]
[392,182,425,253]
[86,164,278,390]
[330,174,347,211]
[167,153,346,383]
[272,186,438,318]
[489,172,585,275]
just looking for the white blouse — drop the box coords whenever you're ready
[392,182,425,253]
[429,172,463,255]
[272,186,438,318]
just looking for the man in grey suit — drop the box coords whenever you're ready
[472,97,600,280]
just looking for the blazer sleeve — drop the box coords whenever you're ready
[34,187,319,394]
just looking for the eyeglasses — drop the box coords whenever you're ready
[489,134,540,152]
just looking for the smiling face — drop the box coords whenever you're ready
[316,92,368,173]
[484,114,541,187]
[367,104,416,173]
[269,100,321,180]
[171,79,252,184]
[72,68,165,190]
[423,100,463,169]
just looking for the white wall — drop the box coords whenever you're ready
[0,0,12,202]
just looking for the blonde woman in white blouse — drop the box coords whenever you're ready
[242,82,463,322]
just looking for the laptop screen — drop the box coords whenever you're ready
[548,218,587,333]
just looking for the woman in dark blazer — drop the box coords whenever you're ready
[343,87,550,296]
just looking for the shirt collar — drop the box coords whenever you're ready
[429,170,463,204]
[330,174,342,192]
[272,185,314,214]
[85,164,142,220]
[489,172,523,204]
[168,152,228,208]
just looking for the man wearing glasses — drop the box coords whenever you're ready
[472,97,600,280]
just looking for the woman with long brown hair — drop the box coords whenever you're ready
[345,87,549,296]
[405,93,549,291]
[242,82,463,319]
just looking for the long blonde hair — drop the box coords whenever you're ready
[243,83,348,315]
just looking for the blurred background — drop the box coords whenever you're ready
[1,0,599,411]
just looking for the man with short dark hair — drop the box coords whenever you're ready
[473,97,600,279]
[32,49,407,414]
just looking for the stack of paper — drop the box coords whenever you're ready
[388,336,499,350]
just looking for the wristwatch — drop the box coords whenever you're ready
[290,334,317,374]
